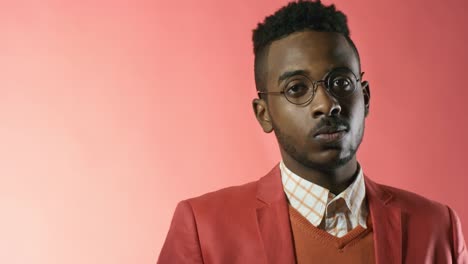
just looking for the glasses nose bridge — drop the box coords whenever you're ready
[313,79,332,96]
[313,80,338,103]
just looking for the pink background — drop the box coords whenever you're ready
[1,0,467,263]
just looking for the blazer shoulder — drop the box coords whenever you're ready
[184,178,260,215]
[374,182,451,221]
[379,183,448,211]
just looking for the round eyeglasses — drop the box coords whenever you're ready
[257,68,364,105]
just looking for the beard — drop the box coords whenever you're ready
[272,120,365,173]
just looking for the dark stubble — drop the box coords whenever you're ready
[272,116,365,173]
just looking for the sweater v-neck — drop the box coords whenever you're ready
[288,204,373,250]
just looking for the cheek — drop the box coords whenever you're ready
[346,97,366,137]
[269,101,311,137]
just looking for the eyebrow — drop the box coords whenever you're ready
[277,69,311,84]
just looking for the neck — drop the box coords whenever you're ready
[281,150,359,195]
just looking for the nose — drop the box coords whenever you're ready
[311,83,341,118]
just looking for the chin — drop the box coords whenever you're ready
[302,149,354,170]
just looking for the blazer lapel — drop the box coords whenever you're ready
[256,165,296,264]
[365,176,402,264]
[254,166,402,264]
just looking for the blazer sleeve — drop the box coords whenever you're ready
[157,200,204,264]
[448,206,468,264]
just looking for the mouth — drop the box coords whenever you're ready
[313,125,348,142]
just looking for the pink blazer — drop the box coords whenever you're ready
[158,165,467,264]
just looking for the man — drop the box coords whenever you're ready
[158,1,467,263]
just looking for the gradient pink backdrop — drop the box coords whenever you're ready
[1,0,467,263]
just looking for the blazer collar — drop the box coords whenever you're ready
[255,164,296,264]
[256,164,285,206]
[365,176,402,264]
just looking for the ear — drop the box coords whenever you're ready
[361,81,371,117]
[252,98,273,133]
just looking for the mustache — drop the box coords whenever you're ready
[309,116,350,137]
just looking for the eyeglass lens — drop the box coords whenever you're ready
[284,69,358,105]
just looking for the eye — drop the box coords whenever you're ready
[332,77,352,92]
[285,83,310,98]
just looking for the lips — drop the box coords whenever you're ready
[313,125,348,137]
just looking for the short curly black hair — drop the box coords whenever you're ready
[252,0,360,93]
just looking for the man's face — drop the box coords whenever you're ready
[254,30,370,171]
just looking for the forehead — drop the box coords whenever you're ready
[264,30,359,83]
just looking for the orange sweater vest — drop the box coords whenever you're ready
[289,205,376,264]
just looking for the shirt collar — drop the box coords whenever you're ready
[280,160,367,227]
